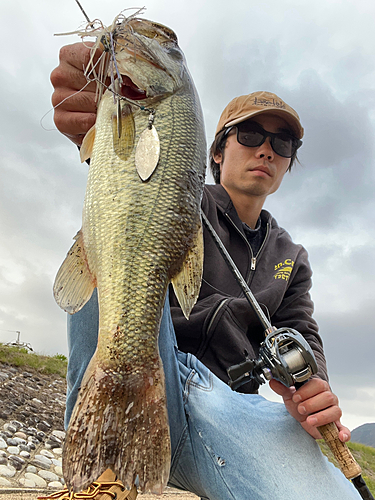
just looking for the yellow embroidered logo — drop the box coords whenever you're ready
[274,259,295,281]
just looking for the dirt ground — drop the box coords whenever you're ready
[0,488,198,500]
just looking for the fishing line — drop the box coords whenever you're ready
[39,80,92,132]
[109,31,122,83]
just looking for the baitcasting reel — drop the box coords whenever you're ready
[227,327,318,391]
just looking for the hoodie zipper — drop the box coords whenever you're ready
[224,212,270,279]
[251,222,269,270]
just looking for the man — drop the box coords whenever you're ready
[48,42,360,499]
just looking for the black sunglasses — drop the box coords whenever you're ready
[223,121,302,158]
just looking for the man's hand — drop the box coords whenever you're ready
[270,377,351,441]
[50,42,102,146]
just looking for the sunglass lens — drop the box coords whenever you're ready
[237,129,264,148]
[273,134,294,157]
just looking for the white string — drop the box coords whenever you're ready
[39,80,92,132]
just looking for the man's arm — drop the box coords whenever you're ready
[50,42,100,145]
[269,247,351,442]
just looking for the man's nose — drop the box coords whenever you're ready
[256,137,274,160]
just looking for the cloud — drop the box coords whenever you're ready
[265,67,375,233]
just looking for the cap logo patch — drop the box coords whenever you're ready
[253,96,286,109]
[274,259,294,281]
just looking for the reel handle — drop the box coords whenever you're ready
[317,422,361,479]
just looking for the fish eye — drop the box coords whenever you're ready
[166,46,183,59]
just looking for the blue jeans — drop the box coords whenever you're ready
[66,291,360,500]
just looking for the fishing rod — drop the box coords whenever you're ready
[74,0,93,26]
[201,210,374,500]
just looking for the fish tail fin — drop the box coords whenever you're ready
[63,355,171,494]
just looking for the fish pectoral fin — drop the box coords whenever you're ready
[80,125,96,162]
[171,223,204,319]
[53,229,96,314]
[112,103,135,161]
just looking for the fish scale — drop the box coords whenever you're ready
[54,16,206,495]
[87,96,201,364]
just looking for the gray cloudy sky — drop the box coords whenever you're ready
[0,0,374,431]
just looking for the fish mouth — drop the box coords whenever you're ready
[120,75,148,100]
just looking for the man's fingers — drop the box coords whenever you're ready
[269,379,295,400]
[270,378,348,441]
[51,43,98,91]
[59,42,99,73]
[305,405,343,428]
[50,63,95,94]
[50,42,105,143]
[270,378,349,443]
[292,378,330,403]
[54,111,97,145]
[300,421,323,440]
[52,87,98,114]
[293,381,341,428]
[296,390,339,417]
[336,421,351,442]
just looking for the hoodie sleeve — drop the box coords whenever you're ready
[270,245,329,383]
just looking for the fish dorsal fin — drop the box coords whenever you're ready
[80,125,96,163]
[53,229,96,314]
[135,125,160,181]
[112,103,135,161]
[171,223,204,319]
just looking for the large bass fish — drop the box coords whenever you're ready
[54,13,205,494]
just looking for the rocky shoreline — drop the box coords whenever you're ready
[0,362,66,490]
[0,362,198,499]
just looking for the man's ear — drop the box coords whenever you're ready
[213,152,222,165]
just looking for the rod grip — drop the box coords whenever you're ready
[317,422,361,479]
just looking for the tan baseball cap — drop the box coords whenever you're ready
[215,91,304,139]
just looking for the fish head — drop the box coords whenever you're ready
[110,18,187,101]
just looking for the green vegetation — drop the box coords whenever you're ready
[319,439,375,495]
[53,353,68,362]
[0,343,67,378]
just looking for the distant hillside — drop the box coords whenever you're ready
[352,423,375,448]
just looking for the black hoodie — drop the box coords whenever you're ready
[169,184,328,393]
